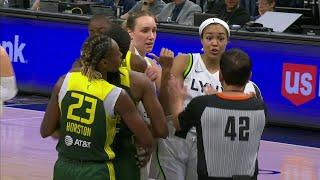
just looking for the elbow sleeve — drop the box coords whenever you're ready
[0,76,18,101]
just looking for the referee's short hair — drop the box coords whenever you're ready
[220,48,252,86]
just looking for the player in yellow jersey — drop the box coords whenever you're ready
[40,34,154,180]
[88,14,149,73]
[102,22,169,180]
[68,17,168,180]
[125,11,162,87]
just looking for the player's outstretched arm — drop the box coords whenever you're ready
[115,90,154,150]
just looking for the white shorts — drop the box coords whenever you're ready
[149,123,197,180]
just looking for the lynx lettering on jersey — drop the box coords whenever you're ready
[282,63,318,106]
[1,35,27,63]
[190,78,222,93]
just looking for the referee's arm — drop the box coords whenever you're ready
[175,97,202,138]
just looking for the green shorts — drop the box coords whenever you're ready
[54,156,115,180]
[113,136,140,180]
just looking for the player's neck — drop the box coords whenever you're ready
[201,54,220,73]
[131,44,146,58]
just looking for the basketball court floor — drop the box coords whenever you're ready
[1,96,319,180]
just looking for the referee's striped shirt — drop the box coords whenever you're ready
[175,93,267,180]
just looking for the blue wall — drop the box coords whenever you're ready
[1,16,319,128]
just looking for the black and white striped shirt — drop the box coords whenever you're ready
[175,93,267,180]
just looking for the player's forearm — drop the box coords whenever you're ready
[159,68,171,115]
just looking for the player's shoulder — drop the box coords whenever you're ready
[174,53,190,62]
[245,81,263,100]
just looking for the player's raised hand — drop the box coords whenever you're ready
[159,48,174,70]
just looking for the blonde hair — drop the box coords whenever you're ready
[79,34,112,81]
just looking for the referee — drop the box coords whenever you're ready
[167,48,267,180]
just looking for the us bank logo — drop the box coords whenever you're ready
[282,63,318,106]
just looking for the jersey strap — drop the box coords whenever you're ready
[183,53,193,78]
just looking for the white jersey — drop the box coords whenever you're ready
[184,53,222,106]
[0,76,18,116]
[149,53,263,180]
[134,47,154,124]
[134,47,155,180]
[184,53,262,106]
[183,53,262,134]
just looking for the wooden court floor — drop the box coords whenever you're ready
[1,107,319,180]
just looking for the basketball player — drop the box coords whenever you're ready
[0,46,18,116]
[103,27,169,180]
[88,14,148,73]
[88,18,168,180]
[40,34,154,180]
[171,48,266,180]
[150,18,262,180]
[125,11,161,87]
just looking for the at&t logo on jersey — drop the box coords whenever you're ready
[64,135,91,148]
[1,35,27,64]
[282,63,318,106]
[65,135,74,146]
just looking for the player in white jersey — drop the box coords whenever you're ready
[0,46,17,116]
[149,18,262,180]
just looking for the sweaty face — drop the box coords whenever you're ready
[258,0,275,15]
[88,20,110,36]
[129,16,157,56]
[201,24,228,62]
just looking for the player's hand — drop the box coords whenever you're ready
[145,65,159,82]
[158,48,174,70]
[135,145,152,168]
[204,85,218,95]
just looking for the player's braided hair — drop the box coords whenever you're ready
[80,34,112,81]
